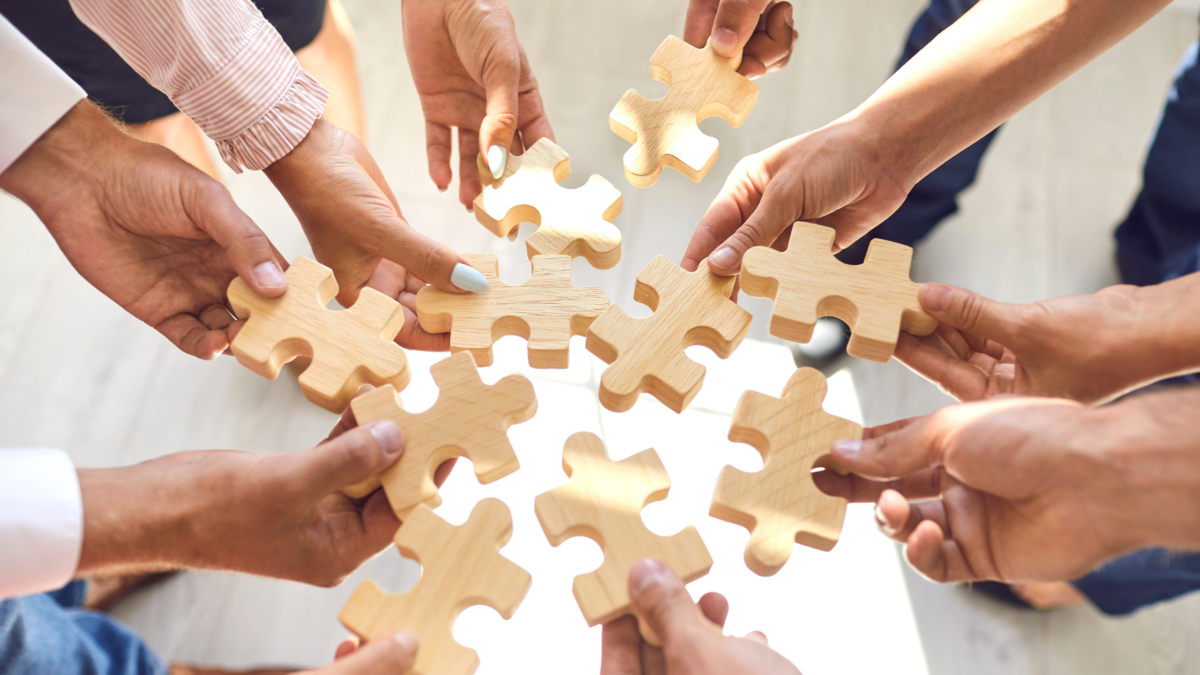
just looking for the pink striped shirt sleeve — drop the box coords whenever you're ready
[68,0,330,173]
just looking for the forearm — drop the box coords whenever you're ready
[75,464,189,575]
[1133,273,1200,381]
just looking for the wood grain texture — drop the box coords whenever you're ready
[741,223,939,363]
[227,256,409,413]
[586,256,752,413]
[534,432,712,645]
[341,351,537,512]
[339,499,531,675]
[610,36,759,188]
[710,368,862,576]
[416,254,610,368]
[474,138,624,268]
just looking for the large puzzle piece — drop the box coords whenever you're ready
[534,432,712,645]
[740,222,939,363]
[710,368,862,576]
[340,499,531,675]
[227,256,409,412]
[586,256,751,413]
[610,36,759,188]
[341,351,537,515]
[415,254,610,368]
[474,138,624,269]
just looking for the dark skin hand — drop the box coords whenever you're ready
[684,0,799,78]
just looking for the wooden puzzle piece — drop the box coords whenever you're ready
[341,351,537,515]
[227,256,409,413]
[534,432,712,645]
[610,36,759,188]
[586,256,751,413]
[740,222,939,363]
[474,139,624,269]
[340,499,531,675]
[415,254,610,368]
[710,368,862,576]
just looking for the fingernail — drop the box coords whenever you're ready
[709,247,738,269]
[712,28,738,55]
[874,503,898,537]
[488,145,507,180]
[920,283,952,312]
[785,3,794,27]
[368,421,404,457]
[629,558,669,595]
[393,630,419,652]
[832,438,862,460]
[253,261,288,290]
[451,263,489,293]
[438,186,448,193]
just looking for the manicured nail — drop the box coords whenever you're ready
[438,186,448,193]
[709,247,738,269]
[488,145,507,180]
[874,504,897,536]
[368,421,404,457]
[832,438,862,460]
[253,261,288,290]
[629,558,669,595]
[451,263,489,293]
[919,283,952,312]
[393,630,419,652]
[712,28,738,55]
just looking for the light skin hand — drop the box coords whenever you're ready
[311,632,418,675]
[683,0,798,78]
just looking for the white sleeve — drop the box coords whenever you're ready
[0,16,87,175]
[0,448,83,600]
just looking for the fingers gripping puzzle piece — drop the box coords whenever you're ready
[227,257,409,412]
[341,351,537,514]
[740,223,939,363]
[474,139,624,269]
[710,368,862,576]
[534,432,712,646]
[416,254,610,368]
[610,36,759,188]
[340,499,531,675]
[586,256,751,413]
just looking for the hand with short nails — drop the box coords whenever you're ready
[683,0,799,79]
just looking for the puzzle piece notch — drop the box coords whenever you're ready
[416,254,610,369]
[339,499,531,675]
[610,36,759,188]
[586,256,751,413]
[740,222,939,363]
[474,138,624,269]
[227,256,409,413]
[534,432,713,645]
[340,351,537,514]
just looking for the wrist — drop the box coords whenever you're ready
[1130,274,1200,381]
[263,117,330,185]
[830,105,925,194]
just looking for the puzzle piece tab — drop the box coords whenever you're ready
[741,222,939,363]
[586,256,751,413]
[474,139,624,269]
[534,432,712,645]
[227,256,409,412]
[710,368,862,576]
[416,254,609,368]
[610,36,759,188]
[340,499,531,675]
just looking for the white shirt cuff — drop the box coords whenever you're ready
[0,448,83,600]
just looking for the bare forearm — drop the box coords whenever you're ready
[1136,273,1200,381]
[75,466,187,575]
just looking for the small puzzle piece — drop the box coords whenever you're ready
[741,222,939,363]
[710,368,862,576]
[341,351,537,515]
[227,256,409,413]
[610,36,759,188]
[534,432,712,645]
[340,499,531,675]
[474,138,624,269]
[416,254,610,368]
[586,256,751,413]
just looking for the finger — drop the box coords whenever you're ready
[600,616,642,675]
[333,637,359,660]
[458,128,482,210]
[905,520,975,583]
[813,466,941,502]
[396,304,451,352]
[832,414,948,479]
[476,22,522,180]
[515,54,555,148]
[698,592,729,628]
[325,631,418,674]
[893,332,991,403]
[741,2,794,74]
[745,631,769,645]
[628,559,704,644]
[433,458,456,488]
[682,154,771,273]
[283,422,405,497]
[711,0,775,57]
[919,283,1025,345]
[156,313,229,360]
[184,178,288,298]
[707,173,795,275]
[875,489,950,542]
[425,121,454,192]
[683,0,721,48]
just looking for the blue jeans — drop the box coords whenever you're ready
[0,581,166,675]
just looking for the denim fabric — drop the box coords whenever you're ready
[1074,549,1200,616]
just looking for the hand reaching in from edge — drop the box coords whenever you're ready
[684,0,798,78]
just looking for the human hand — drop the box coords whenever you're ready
[403,0,554,207]
[601,559,800,675]
[0,101,288,360]
[683,0,798,78]
[300,632,417,675]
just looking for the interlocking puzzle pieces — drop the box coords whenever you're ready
[340,351,537,515]
[416,254,610,369]
[340,499,531,675]
[586,256,752,413]
[227,256,409,413]
[534,432,712,645]
[710,368,862,576]
[610,35,759,188]
[474,138,624,269]
[740,222,939,363]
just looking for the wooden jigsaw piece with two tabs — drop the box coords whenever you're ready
[740,222,939,363]
[710,368,862,576]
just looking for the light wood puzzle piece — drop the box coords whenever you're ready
[610,36,759,188]
[227,256,409,413]
[340,499,531,675]
[534,432,712,645]
[740,222,939,363]
[415,254,610,368]
[586,256,751,413]
[474,138,624,268]
[710,368,862,576]
[341,351,537,513]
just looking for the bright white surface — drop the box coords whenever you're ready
[0,448,82,599]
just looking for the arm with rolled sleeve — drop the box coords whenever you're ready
[0,449,83,600]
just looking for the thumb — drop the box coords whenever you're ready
[710,0,774,58]
[628,559,705,644]
[476,29,522,181]
[284,421,405,497]
[831,414,948,479]
[324,631,418,674]
[919,283,1024,343]
[706,173,795,275]
[186,177,288,298]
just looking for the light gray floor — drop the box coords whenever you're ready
[3,0,1200,672]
